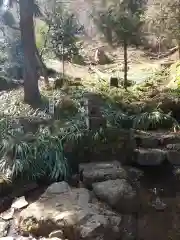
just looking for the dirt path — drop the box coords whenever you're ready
[46,46,164,84]
[46,59,93,80]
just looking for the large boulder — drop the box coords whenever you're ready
[94,48,111,65]
[17,182,123,240]
[92,179,139,213]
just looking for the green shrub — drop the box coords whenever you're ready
[47,4,84,61]
[35,20,49,53]
[0,120,70,181]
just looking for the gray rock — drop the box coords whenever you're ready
[137,135,159,148]
[158,134,180,146]
[18,182,122,240]
[44,181,71,194]
[80,161,127,186]
[166,150,180,165]
[93,179,139,213]
[166,143,180,165]
[166,143,180,150]
[134,148,166,165]
[11,196,28,209]
[0,219,10,237]
[124,167,144,181]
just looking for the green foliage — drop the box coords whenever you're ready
[35,20,49,52]
[46,4,84,61]
[173,62,180,88]
[0,67,178,181]
[135,69,169,91]
[92,0,144,45]
[92,0,144,89]
[108,4,142,42]
[0,119,70,181]
[103,104,179,130]
[144,0,180,49]
[132,110,179,130]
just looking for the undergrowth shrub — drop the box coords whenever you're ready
[0,107,178,182]
[0,114,134,181]
[0,122,70,181]
[0,69,179,182]
[103,105,180,130]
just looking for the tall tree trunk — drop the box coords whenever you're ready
[19,0,41,105]
[123,38,128,90]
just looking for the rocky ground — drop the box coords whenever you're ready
[2,130,180,240]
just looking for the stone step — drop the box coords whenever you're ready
[79,161,143,186]
[134,148,166,166]
[135,131,180,148]
[134,146,180,166]
[166,144,180,165]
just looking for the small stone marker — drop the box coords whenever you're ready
[110,77,118,87]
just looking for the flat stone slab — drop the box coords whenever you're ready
[80,161,127,186]
[159,134,180,146]
[135,131,180,147]
[134,148,166,166]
